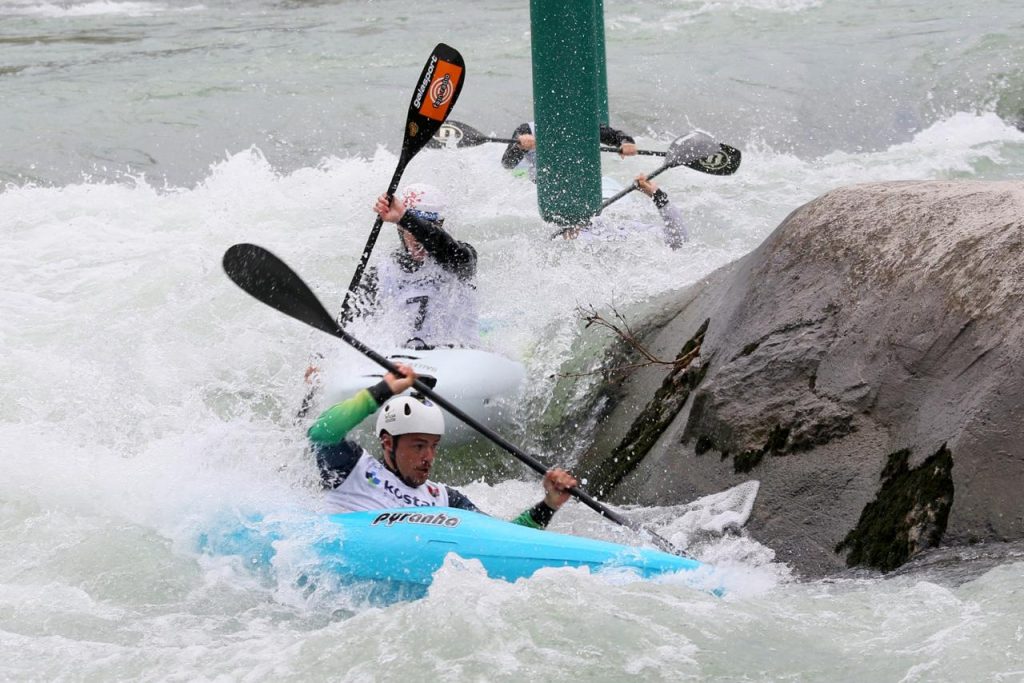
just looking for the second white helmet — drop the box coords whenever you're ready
[376,395,445,437]
[401,183,448,217]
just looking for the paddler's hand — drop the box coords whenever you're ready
[374,194,406,224]
[542,468,578,510]
[619,142,638,157]
[383,363,417,395]
[559,224,584,240]
[635,173,658,197]
[516,132,536,151]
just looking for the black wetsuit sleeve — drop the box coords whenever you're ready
[501,122,534,169]
[446,486,481,512]
[398,212,477,280]
[365,380,393,406]
[599,124,635,148]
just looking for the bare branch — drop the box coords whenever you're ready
[558,304,703,381]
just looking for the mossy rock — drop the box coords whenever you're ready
[836,445,955,571]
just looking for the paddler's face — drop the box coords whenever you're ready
[384,432,440,486]
[399,228,426,263]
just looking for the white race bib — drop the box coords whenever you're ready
[323,450,450,514]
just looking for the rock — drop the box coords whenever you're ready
[573,181,1024,577]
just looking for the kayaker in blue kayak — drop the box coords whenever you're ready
[349,183,480,350]
[308,363,578,529]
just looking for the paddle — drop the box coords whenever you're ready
[337,43,466,326]
[223,242,692,559]
[597,131,739,213]
[429,119,741,175]
[550,131,741,239]
[428,119,665,156]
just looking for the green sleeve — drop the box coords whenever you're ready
[307,389,379,446]
[511,510,545,529]
[510,501,557,530]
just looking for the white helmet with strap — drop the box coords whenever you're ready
[401,183,448,217]
[376,394,445,437]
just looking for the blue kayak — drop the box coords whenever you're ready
[200,507,720,600]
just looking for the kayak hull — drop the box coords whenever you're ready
[320,507,705,584]
[200,507,719,600]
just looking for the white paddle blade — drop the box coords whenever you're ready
[433,121,465,148]
[667,131,721,167]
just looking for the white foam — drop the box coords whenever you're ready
[3,109,1024,680]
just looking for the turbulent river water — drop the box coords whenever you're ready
[3,0,1024,679]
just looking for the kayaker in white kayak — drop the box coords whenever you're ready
[349,183,480,350]
[308,363,578,529]
[298,184,485,418]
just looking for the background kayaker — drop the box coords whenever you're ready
[308,363,578,529]
[349,183,480,350]
[553,172,689,249]
[635,173,688,248]
[557,172,689,249]
[500,120,639,179]
[298,183,480,418]
[500,123,687,249]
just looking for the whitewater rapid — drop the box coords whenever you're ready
[4,0,1024,675]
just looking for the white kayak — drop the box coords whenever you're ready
[316,347,526,445]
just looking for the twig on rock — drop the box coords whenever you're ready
[555,304,702,380]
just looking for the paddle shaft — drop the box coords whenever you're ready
[549,162,671,239]
[609,147,665,158]
[465,133,666,157]
[596,163,671,214]
[435,121,738,177]
[337,44,466,326]
[332,324,636,528]
[338,161,407,324]
[544,154,688,239]
[223,242,689,557]
[305,314,657,534]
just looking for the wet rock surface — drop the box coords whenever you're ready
[573,181,1024,576]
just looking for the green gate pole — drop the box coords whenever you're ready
[594,0,609,126]
[530,0,604,225]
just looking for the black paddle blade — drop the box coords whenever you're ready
[401,43,466,161]
[426,119,488,149]
[684,143,741,176]
[222,244,342,339]
[665,131,721,166]
[662,132,742,176]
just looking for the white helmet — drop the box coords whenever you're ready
[376,395,445,437]
[401,183,448,217]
